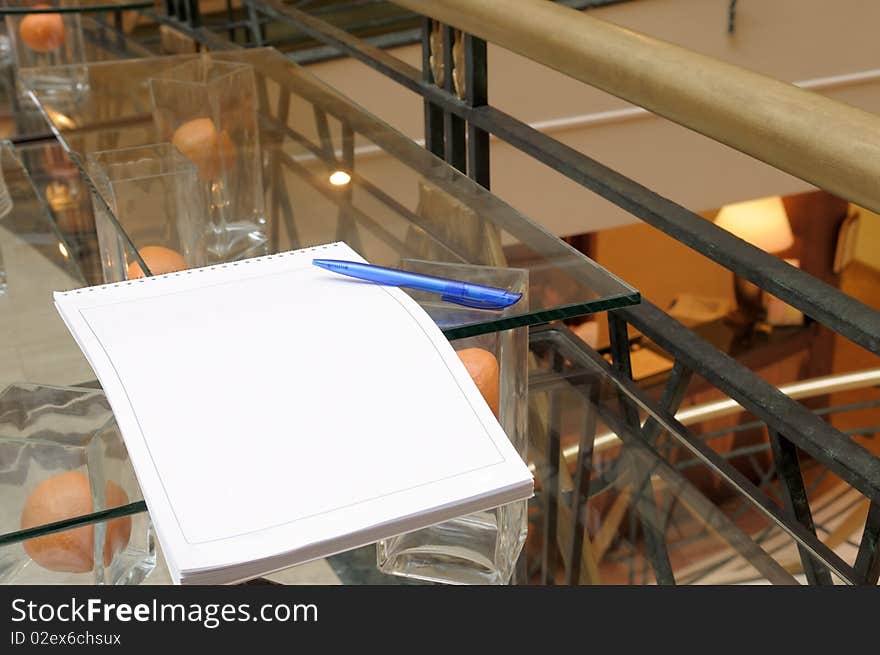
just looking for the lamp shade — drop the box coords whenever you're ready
[714,196,794,253]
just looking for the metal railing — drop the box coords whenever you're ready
[554,367,880,459]
[528,325,860,585]
[157,0,634,63]
[152,0,880,585]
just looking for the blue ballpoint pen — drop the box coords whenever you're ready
[312,259,522,310]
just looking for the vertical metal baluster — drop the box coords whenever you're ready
[728,0,739,34]
[186,0,201,28]
[313,108,352,246]
[176,0,188,27]
[261,73,288,248]
[267,147,282,251]
[541,350,563,585]
[566,379,598,584]
[312,108,335,163]
[226,0,236,43]
[338,122,362,251]
[112,10,124,53]
[246,0,264,47]
[608,311,676,585]
[421,19,444,158]
[464,34,489,189]
[767,429,833,585]
[641,360,692,446]
[342,123,354,170]
[94,11,109,48]
[442,25,466,172]
[275,172,298,248]
[854,500,880,584]
[271,90,299,248]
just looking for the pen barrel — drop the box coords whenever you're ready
[392,270,451,294]
[441,280,468,297]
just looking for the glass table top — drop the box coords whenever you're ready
[0,47,639,570]
[0,142,148,577]
[0,0,151,15]
[28,47,639,340]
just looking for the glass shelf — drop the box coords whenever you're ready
[0,0,151,15]
[0,15,156,143]
[3,48,640,555]
[28,48,639,340]
[0,142,149,562]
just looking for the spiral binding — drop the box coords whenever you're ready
[64,243,343,296]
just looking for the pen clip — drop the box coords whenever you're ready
[441,293,521,311]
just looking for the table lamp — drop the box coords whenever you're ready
[714,196,794,327]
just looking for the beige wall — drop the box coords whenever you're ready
[304,0,880,236]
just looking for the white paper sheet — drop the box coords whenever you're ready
[54,242,532,584]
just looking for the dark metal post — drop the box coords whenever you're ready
[113,10,125,52]
[421,19,444,158]
[855,500,880,584]
[186,0,201,28]
[464,34,489,189]
[767,430,833,585]
[246,0,266,47]
[566,380,598,584]
[608,311,676,585]
[441,25,466,172]
[541,350,564,585]
[641,360,693,445]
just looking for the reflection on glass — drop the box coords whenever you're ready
[150,58,268,263]
[29,49,639,340]
[4,5,87,101]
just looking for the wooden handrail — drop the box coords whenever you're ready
[392,0,880,215]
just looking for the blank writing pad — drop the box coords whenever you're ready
[55,242,533,584]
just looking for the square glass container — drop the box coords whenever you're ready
[376,261,529,585]
[4,5,86,100]
[149,58,268,263]
[0,383,154,584]
[88,143,207,283]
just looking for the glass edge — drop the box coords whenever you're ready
[24,90,153,278]
[442,291,641,341]
[1,1,151,15]
[0,500,148,546]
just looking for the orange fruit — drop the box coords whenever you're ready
[20,471,132,573]
[126,245,187,279]
[457,347,500,417]
[171,117,236,181]
[18,7,65,53]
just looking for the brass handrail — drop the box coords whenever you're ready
[392,0,880,216]
[563,367,880,461]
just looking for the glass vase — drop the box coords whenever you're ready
[4,4,87,101]
[149,57,268,263]
[376,261,529,585]
[87,143,207,283]
[0,383,154,584]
